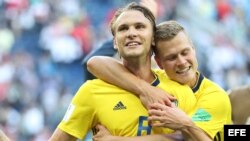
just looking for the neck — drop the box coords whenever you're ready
[123,57,155,83]
[190,72,199,89]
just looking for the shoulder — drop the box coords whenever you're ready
[81,79,118,89]
[198,77,230,106]
[201,77,227,95]
[153,69,195,98]
[152,69,176,84]
[78,79,126,95]
[73,79,125,106]
[152,69,192,91]
[153,69,169,78]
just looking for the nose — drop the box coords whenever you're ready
[176,55,186,65]
[126,27,137,38]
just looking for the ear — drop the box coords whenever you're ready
[152,37,155,46]
[154,55,163,69]
[113,38,118,50]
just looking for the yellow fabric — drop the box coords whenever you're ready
[191,73,232,141]
[154,69,196,115]
[58,69,197,139]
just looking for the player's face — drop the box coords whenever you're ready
[155,32,198,87]
[112,10,154,60]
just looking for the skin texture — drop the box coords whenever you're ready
[113,10,153,63]
[154,31,198,88]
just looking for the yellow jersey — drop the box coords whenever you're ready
[191,72,232,141]
[58,69,196,139]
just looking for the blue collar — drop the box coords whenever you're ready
[192,72,204,93]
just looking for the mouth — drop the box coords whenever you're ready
[176,66,191,74]
[125,41,141,47]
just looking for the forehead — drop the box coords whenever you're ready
[114,10,151,28]
[156,32,192,53]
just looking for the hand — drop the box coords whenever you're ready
[148,103,192,130]
[93,124,115,141]
[140,0,158,18]
[139,84,176,109]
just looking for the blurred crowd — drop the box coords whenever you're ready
[0,0,249,141]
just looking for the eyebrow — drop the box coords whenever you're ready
[117,21,146,27]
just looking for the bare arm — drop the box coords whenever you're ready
[87,56,143,95]
[48,128,77,141]
[148,103,212,141]
[87,56,175,108]
[181,126,212,141]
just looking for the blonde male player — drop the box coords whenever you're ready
[49,2,196,141]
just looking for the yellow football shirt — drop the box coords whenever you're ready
[154,69,196,115]
[58,69,197,139]
[191,72,232,141]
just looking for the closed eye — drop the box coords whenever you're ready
[181,48,190,56]
[166,55,177,61]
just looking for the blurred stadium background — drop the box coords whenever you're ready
[0,0,249,141]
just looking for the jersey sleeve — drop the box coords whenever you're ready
[192,89,231,139]
[58,82,96,139]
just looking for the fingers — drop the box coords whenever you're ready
[165,93,176,107]
[148,112,165,127]
[149,108,162,116]
[149,120,165,127]
[95,124,107,131]
[162,95,177,107]
[148,104,167,122]
[168,95,177,101]
[93,124,102,134]
[149,102,167,110]
[148,103,170,122]
[171,100,177,108]
[164,98,173,107]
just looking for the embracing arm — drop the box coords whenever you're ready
[148,103,212,141]
[48,128,77,141]
[87,56,145,96]
[87,56,175,108]
[181,125,212,141]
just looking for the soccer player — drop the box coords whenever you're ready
[48,2,196,141]
[87,21,232,141]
